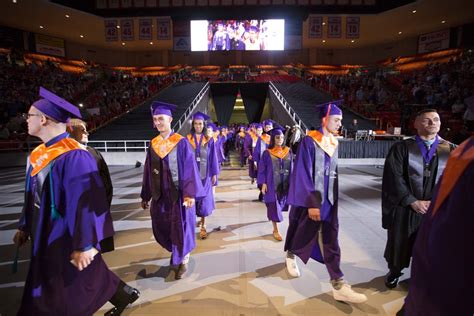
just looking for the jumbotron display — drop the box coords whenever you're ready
[190,20,285,51]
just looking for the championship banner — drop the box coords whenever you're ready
[308,16,323,38]
[139,18,153,40]
[327,16,342,38]
[120,19,134,41]
[35,34,65,57]
[157,18,171,40]
[345,16,360,39]
[173,20,190,50]
[418,29,450,53]
[104,19,119,41]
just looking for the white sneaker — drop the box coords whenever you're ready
[285,255,301,278]
[332,283,367,303]
[183,253,190,265]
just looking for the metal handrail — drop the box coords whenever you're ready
[88,140,150,152]
[172,81,210,131]
[268,81,309,133]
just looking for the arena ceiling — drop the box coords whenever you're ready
[0,0,473,51]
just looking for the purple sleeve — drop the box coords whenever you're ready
[287,136,322,209]
[60,150,114,251]
[253,138,261,164]
[178,139,204,199]
[257,150,269,186]
[208,138,220,177]
[244,135,252,157]
[140,148,152,202]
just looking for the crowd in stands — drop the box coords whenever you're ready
[312,50,474,143]
[0,51,173,147]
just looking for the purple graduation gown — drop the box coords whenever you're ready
[284,136,344,281]
[190,134,220,218]
[252,136,269,167]
[216,135,226,164]
[236,132,247,165]
[257,148,293,222]
[141,135,203,265]
[244,134,257,179]
[18,133,119,316]
[404,137,474,316]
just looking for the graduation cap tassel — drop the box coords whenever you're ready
[49,162,60,221]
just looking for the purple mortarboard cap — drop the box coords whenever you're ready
[151,101,177,117]
[31,87,82,123]
[207,122,217,131]
[192,111,210,121]
[255,123,263,129]
[269,125,285,137]
[249,25,259,32]
[317,99,343,118]
[263,119,274,127]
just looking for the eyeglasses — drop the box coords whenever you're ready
[22,113,43,119]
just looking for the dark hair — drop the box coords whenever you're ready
[415,108,438,117]
[190,119,207,134]
[268,131,285,149]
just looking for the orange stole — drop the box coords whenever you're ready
[432,141,474,216]
[238,132,246,138]
[268,146,290,159]
[151,133,184,159]
[30,138,84,176]
[186,134,209,150]
[261,134,271,145]
[307,130,338,157]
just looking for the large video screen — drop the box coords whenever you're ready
[191,20,285,51]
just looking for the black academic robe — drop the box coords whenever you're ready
[87,146,115,253]
[381,137,455,270]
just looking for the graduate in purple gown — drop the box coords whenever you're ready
[381,109,456,289]
[257,126,292,241]
[186,112,219,240]
[235,125,247,167]
[403,136,474,316]
[284,101,368,304]
[141,101,203,279]
[216,127,226,165]
[253,123,270,201]
[244,124,259,183]
[14,87,138,316]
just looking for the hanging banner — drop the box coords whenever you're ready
[157,18,171,40]
[173,20,190,50]
[104,19,119,41]
[121,19,134,41]
[35,34,65,57]
[418,29,450,53]
[346,16,360,39]
[308,16,323,38]
[139,18,153,40]
[327,16,342,38]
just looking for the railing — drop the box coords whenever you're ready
[268,81,309,133]
[88,140,150,152]
[172,81,210,131]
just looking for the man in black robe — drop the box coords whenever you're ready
[381,109,456,289]
[67,118,140,315]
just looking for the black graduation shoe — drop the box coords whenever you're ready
[105,287,140,316]
[384,271,402,289]
[175,263,188,280]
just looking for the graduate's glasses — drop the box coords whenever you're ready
[23,113,42,119]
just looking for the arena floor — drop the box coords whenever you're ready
[0,154,409,316]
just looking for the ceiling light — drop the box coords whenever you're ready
[398,31,402,35]
[121,42,125,46]
[80,35,84,38]
[412,10,417,13]
[79,103,84,108]
[441,20,446,24]
[116,25,120,29]
[351,40,355,43]
[65,14,70,18]
[322,40,326,43]
[149,41,153,45]
[12,0,17,3]
[322,22,326,25]
[39,25,44,29]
